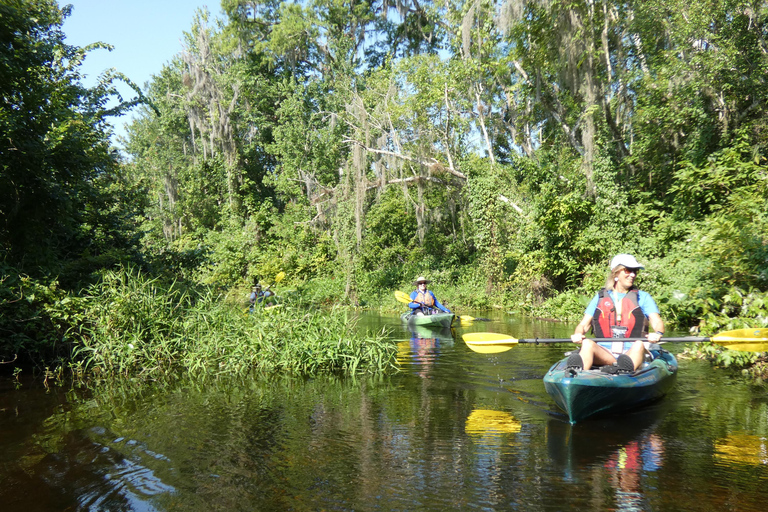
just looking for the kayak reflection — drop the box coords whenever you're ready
[546,405,667,510]
[546,402,667,468]
[408,324,455,342]
[396,325,455,377]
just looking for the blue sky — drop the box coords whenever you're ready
[63,0,223,143]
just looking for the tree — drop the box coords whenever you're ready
[0,0,146,273]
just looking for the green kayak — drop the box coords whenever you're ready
[400,311,455,329]
[543,348,678,424]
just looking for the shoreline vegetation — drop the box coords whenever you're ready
[0,267,398,382]
[2,2,767,383]
[2,265,767,384]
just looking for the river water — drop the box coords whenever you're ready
[1,311,767,511]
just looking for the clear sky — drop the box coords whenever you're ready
[63,0,223,144]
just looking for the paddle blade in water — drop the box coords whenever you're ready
[463,332,519,353]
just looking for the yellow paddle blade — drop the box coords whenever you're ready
[274,271,286,283]
[721,342,768,353]
[460,315,475,322]
[711,328,768,345]
[463,332,519,354]
[394,290,411,304]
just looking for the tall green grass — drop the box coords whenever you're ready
[70,267,398,379]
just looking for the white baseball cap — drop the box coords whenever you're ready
[610,254,645,270]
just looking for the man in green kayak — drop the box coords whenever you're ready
[249,282,275,311]
[409,276,452,315]
[567,254,665,373]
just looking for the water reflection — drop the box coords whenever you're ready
[604,433,664,511]
[396,325,455,377]
[465,409,522,436]
[715,432,768,467]
[546,404,668,510]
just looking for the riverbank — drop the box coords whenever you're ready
[1,268,397,382]
[679,344,768,381]
[3,265,768,383]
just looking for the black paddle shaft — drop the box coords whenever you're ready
[514,337,708,344]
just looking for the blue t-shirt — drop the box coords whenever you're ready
[584,290,659,318]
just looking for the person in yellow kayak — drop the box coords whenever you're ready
[568,254,665,374]
[409,276,452,315]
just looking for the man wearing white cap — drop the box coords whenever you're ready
[409,276,452,315]
[568,254,665,374]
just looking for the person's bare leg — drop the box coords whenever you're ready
[580,339,616,370]
[624,340,647,370]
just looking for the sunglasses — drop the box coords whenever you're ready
[620,267,640,274]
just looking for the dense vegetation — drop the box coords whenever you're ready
[2,0,768,377]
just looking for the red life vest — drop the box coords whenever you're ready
[414,290,435,307]
[591,288,647,338]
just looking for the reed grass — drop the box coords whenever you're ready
[71,267,398,379]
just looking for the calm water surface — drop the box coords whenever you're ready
[1,311,767,511]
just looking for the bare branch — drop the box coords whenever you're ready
[342,139,468,179]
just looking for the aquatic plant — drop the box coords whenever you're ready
[69,267,398,379]
[680,343,766,380]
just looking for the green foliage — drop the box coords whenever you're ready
[7,0,768,379]
[669,134,767,219]
[198,215,262,286]
[291,275,348,307]
[0,266,69,365]
[69,267,397,378]
[683,343,762,375]
[0,0,142,276]
[501,153,604,305]
[357,189,417,293]
[696,287,768,334]
[464,157,509,290]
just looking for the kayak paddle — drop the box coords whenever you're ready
[394,290,412,304]
[462,328,768,354]
[267,271,285,288]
